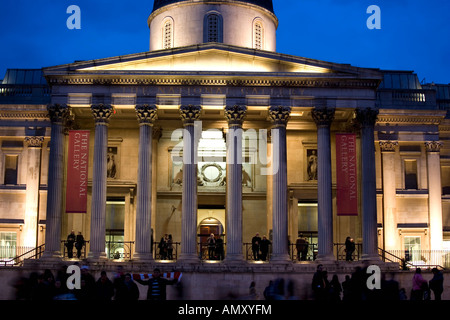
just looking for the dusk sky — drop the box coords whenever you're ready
[0,0,449,84]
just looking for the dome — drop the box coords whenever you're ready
[148,0,278,52]
[152,0,274,14]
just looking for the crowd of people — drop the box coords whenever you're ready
[10,264,181,301]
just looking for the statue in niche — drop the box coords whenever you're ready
[107,147,117,179]
[307,149,318,181]
[173,168,183,185]
[242,168,251,187]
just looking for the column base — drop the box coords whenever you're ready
[177,253,200,263]
[361,253,381,262]
[40,250,62,262]
[132,252,154,262]
[270,253,291,263]
[87,251,108,261]
[315,253,335,262]
[224,253,245,264]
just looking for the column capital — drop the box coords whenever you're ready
[379,140,398,152]
[354,108,379,127]
[425,141,443,153]
[91,104,113,124]
[179,105,202,126]
[135,104,158,125]
[224,105,247,127]
[24,136,44,148]
[269,105,291,127]
[47,104,69,123]
[311,107,335,127]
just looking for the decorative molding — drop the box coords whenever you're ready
[179,105,202,125]
[425,141,443,153]
[268,105,291,127]
[354,108,379,127]
[311,107,335,127]
[379,140,398,152]
[224,105,247,127]
[24,136,44,148]
[91,104,113,124]
[47,104,69,123]
[135,104,158,125]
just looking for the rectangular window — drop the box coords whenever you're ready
[404,159,418,189]
[105,197,125,259]
[442,166,450,195]
[4,155,18,185]
[404,236,421,262]
[0,232,17,259]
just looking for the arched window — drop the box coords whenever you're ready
[253,19,264,50]
[204,12,223,43]
[162,18,173,49]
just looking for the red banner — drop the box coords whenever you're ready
[336,133,358,216]
[66,130,90,213]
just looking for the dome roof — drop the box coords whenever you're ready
[152,0,274,14]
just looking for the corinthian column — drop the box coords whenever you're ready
[88,104,113,260]
[24,136,44,251]
[268,105,291,262]
[179,105,202,262]
[380,141,398,252]
[42,104,68,260]
[133,105,158,261]
[355,108,379,261]
[224,105,246,262]
[311,107,335,261]
[425,141,444,255]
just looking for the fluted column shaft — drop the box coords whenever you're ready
[42,104,68,259]
[134,105,158,261]
[224,105,246,261]
[24,136,44,250]
[312,107,335,261]
[425,141,444,253]
[88,104,112,260]
[179,105,201,261]
[380,141,398,251]
[269,105,291,262]
[355,108,379,260]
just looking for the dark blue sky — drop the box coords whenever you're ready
[1,0,449,84]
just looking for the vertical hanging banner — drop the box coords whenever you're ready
[336,133,358,216]
[66,130,90,213]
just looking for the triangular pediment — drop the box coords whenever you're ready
[44,43,380,79]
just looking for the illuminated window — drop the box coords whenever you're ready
[253,20,263,50]
[0,232,17,259]
[163,18,173,49]
[4,155,18,185]
[204,13,223,43]
[404,159,418,189]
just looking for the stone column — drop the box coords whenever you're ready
[42,104,68,260]
[224,105,246,262]
[311,107,335,261]
[380,141,399,252]
[425,141,444,255]
[268,105,291,262]
[133,105,158,261]
[88,104,113,260]
[179,105,202,262]
[23,136,44,250]
[355,108,379,261]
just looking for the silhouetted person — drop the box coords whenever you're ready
[66,231,76,258]
[135,268,177,300]
[429,268,444,300]
[259,235,271,261]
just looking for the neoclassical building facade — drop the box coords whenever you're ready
[1,0,449,267]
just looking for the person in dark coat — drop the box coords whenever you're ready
[345,237,355,261]
[115,273,140,300]
[135,268,177,300]
[429,268,444,300]
[259,235,271,261]
[311,264,328,300]
[215,235,224,260]
[66,231,76,258]
[95,271,114,300]
[75,232,85,259]
[251,233,261,261]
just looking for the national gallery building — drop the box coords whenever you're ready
[1,0,450,277]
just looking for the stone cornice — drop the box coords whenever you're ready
[45,74,380,89]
